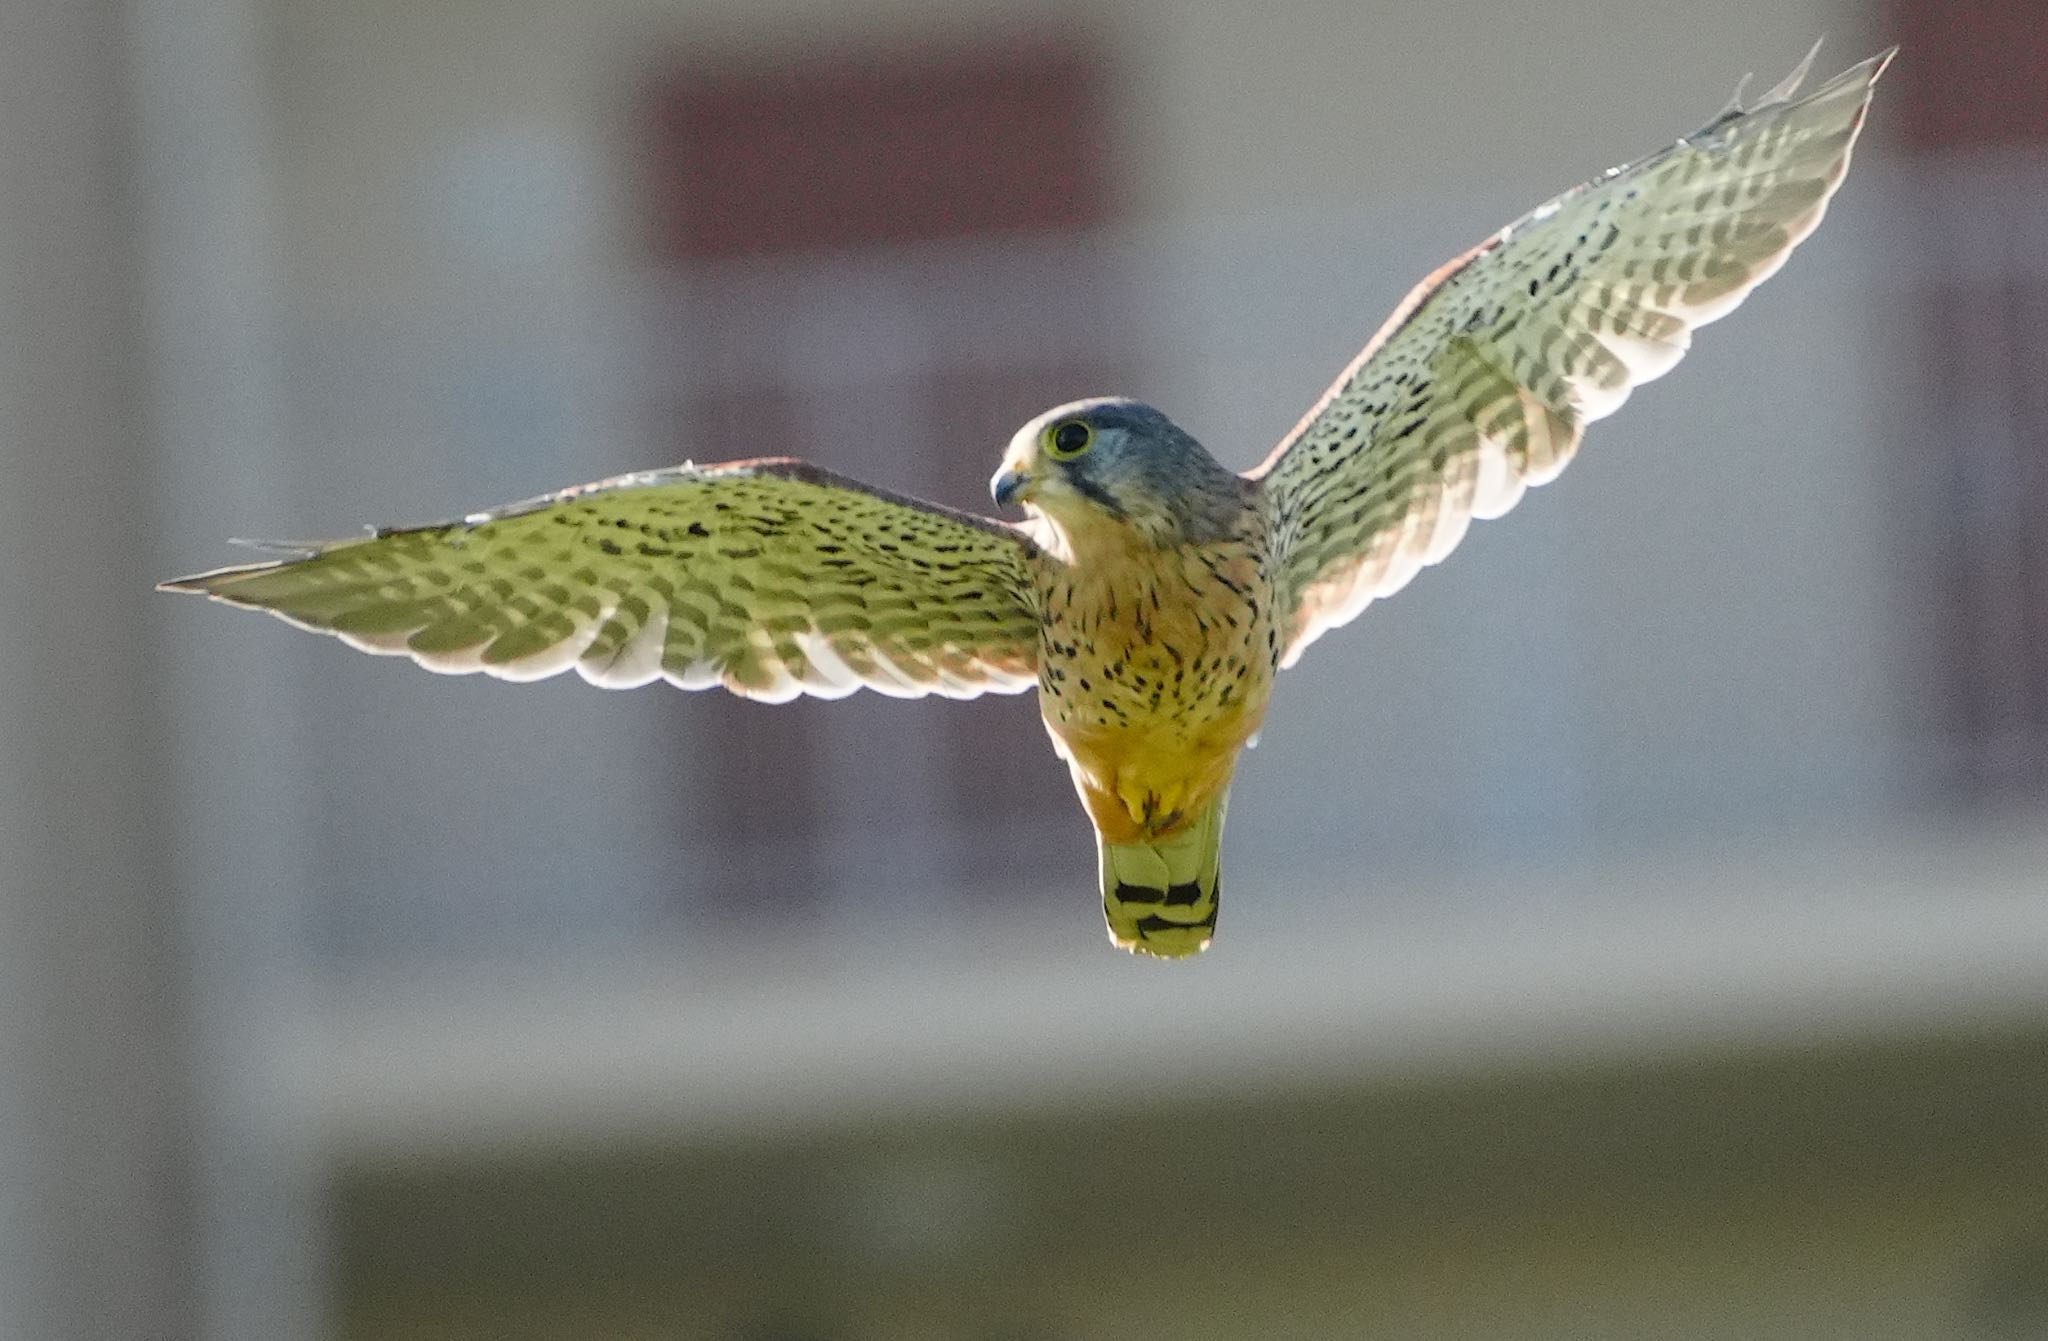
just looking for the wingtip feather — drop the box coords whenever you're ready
[157,558,291,596]
[1759,37,1826,106]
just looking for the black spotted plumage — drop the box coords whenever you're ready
[163,459,1043,702]
[1254,46,1891,664]
[163,49,1889,959]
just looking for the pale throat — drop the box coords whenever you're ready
[1025,497,1186,568]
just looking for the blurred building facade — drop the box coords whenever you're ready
[16,0,2043,1336]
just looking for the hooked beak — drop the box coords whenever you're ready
[990,467,1032,509]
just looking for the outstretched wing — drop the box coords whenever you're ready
[162,458,1043,702]
[1253,46,1891,666]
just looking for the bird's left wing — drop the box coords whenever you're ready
[162,458,1044,702]
[1253,46,1891,666]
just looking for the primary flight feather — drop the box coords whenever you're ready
[165,48,1891,957]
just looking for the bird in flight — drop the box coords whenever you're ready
[165,48,1891,958]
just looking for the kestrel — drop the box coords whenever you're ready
[164,48,1890,957]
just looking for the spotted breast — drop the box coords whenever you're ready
[1030,505,1276,955]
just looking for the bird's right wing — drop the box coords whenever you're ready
[162,458,1044,702]
[1253,46,1891,666]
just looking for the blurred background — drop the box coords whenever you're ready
[4,0,2046,1336]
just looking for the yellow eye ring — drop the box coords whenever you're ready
[1045,419,1093,459]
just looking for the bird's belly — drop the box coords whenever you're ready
[1044,704,1260,844]
[1036,562,1274,843]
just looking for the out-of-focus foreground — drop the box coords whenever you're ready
[6,0,2046,1337]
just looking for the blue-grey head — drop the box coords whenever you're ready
[989,397,1250,547]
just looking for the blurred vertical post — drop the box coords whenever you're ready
[0,1,194,1337]
[127,0,328,1338]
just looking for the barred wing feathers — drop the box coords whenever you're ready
[1254,46,1892,666]
[162,459,1043,702]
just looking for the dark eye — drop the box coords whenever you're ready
[1048,420,1093,459]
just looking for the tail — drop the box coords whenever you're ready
[1099,790,1229,959]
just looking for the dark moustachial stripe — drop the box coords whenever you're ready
[1067,471,1127,519]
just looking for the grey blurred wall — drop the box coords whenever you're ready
[110,0,2048,1336]
[0,3,191,1337]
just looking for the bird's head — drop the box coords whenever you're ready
[990,397,1248,548]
